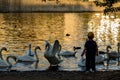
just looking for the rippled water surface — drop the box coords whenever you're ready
[0,12,120,71]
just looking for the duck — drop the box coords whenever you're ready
[44,40,63,66]
[0,47,16,70]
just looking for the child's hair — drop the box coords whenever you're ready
[87,32,94,39]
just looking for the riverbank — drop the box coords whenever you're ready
[0,70,120,80]
[1,1,120,13]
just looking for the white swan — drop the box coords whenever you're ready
[59,51,77,57]
[78,57,86,67]
[107,44,120,59]
[0,47,15,70]
[44,40,63,66]
[12,44,41,62]
[106,44,120,66]
[58,46,81,57]
[108,51,120,59]
[78,44,120,67]
[78,55,105,67]
[78,46,112,67]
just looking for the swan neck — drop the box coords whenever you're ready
[106,46,111,53]
[34,48,39,61]
[46,44,50,51]
[118,46,120,53]
[106,48,109,53]
[6,56,17,68]
[29,47,32,56]
[0,49,4,60]
[58,45,61,54]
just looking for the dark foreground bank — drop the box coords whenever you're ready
[0,70,120,80]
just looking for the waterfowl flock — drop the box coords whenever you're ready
[0,40,120,71]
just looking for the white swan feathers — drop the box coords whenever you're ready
[44,40,63,66]
[17,44,41,62]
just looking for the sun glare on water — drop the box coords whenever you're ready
[88,13,120,51]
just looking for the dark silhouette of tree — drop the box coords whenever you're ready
[0,0,22,12]
[94,0,120,14]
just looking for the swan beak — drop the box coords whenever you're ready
[39,47,41,50]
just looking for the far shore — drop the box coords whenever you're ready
[0,2,104,13]
[0,1,120,13]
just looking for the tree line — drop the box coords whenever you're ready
[94,0,120,14]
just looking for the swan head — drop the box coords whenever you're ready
[35,46,41,50]
[45,40,51,50]
[1,47,7,52]
[106,45,112,49]
[0,47,7,60]
[106,45,112,53]
[34,46,41,62]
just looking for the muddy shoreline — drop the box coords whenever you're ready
[0,70,120,80]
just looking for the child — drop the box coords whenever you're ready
[81,32,98,72]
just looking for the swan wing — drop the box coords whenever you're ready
[78,58,86,67]
[44,47,53,57]
[44,41,53,56]
[78,55,105,67]
[52,40,60,56]
[0,60,9,67]
[95,55,104,63]
[44,40,63,65]
[44,56,63,65]
[109,51,120,58]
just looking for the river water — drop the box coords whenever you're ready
[0,12,120,71]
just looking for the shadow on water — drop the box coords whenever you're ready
[46,66,60,71]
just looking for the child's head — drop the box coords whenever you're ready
[87,32,94,39]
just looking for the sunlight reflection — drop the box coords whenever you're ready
[88,13,120,51]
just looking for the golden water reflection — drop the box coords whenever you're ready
[0,12,119,56]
